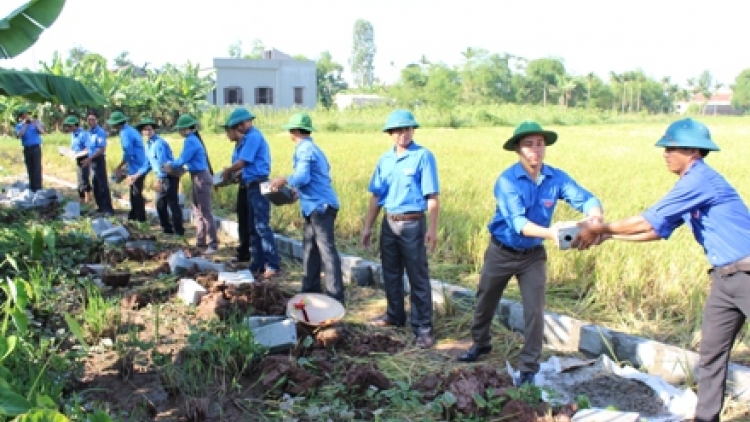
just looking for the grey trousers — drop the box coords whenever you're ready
[23,145,42,192]
[191,171,218,248]
[695,270,750,422]
[301,206,344,304]
[470,239,547,373]
[380,215,432,334]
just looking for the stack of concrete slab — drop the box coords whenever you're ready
[90,218,130,244]
[0,182,59,210]
[167,250,225,275]
[247,316,297,353]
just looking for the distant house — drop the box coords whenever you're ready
[205,48,317,109]
[674,91,739,115]
[334,93,389,110]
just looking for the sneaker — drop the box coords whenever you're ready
[517,371,536,386]
[203,246,218,255]
[416,328,435,349]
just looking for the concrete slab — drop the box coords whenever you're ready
[177,278,207,306]
[571,409,639,422]
[251,319,298,353]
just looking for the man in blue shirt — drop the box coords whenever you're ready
[219,124,249,262]
[62,116,92,204]
[14,107,44,192]
[575,118,750,422]
[361,110,440,349]
[79,110,114,216]
[129,118,184,236]
[269,113,344,305]
[107,111,147,222]
[457,121,603,388]
[220,108,281,279]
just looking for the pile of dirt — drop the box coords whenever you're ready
[569,373,666,416]
[346,332,405,356]
[196,280,291,320]
[414,365,515,414]
[260,355,324,396]
[339,361,391,394]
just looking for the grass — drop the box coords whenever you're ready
[5,114,750,349]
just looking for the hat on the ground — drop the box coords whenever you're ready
[222,108,255,128]
[173,114,198,130]
[282,113,316,132]
[382,110,419,132]
[655,118,720,152]
[106,111,128,125]
[63,116,79,126]
[286,293,346,327]
[135,117,159,131]
[503,121,558,151]
[15,107,30,119]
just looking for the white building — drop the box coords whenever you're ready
[334,93,388,110]
[206,48,317,109]
[673,91,739,115]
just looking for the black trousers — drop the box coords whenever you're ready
[155,176,184,235]
[236,186,250,259]
[301,207,344,304]
[380,214,432,335]
[76,158,91,198]
[695,270,750,421]
[23,145,42,192]
[128,174,146,222]
[90,155,113,213]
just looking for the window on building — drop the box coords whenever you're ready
[255,87,273,105]
[294,87,304,105]
[224,87,243,105]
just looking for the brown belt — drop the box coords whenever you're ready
[714,256,750,276]
[387,212,424,222]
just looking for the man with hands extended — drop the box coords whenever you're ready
[457,121,603,389]
[574,118,750,422]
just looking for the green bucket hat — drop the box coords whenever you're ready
[382,110,419,132]
[503,121,558,151]
[174,114,198,130]
[15,107,30,119]
[282,113,316,132]
[655,118,720,152]
[135,117,159,131]
[106,111,128,126]
[222,108,255,128]
[63,116,79,126]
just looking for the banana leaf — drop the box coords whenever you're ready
[0,68,106,105]
[0,0,66,59]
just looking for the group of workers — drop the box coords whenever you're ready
[14,105,747,420]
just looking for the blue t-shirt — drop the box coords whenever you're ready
[642,159,750,267]
[70,128,89,153]
[286,138,339,217]
[119,124,146,175]
[233,127,271,182]
[15,121,43,147]
[88,125,108,157]
[367,141,439,214]
[137,135,174,178]
[488,162,601,250]
[172,133,209,172]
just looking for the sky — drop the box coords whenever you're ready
[2,0,749,88]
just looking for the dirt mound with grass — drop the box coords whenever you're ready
[194,277,292,320]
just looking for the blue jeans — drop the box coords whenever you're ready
[246,186,280,273]
[380,215,432,335]
[301,207,344,304]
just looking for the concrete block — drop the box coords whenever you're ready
[339,254,363,273]
[178,278,207,306]
[291,240,303,260]
[125,240,157,253]
[608,333,700,384]
[103,236,126,245]
[101,226,130,241]
[543,312,586,353]
[727,363,750,400]
[36,189,57,200]
[81,264,109,276]
[503,299,525,332]
[247,315,286,329]
[189,258,225,273]
[168,251,192,274]
[91,218,114,237]
[219,270,255,284]
[251,319,298,353]
[12,200,33,209]
[579,324,614,358]
[63,202,80,218]
[178,194,185,206]
[430,279,474,304]
[275,236,291,257]
[182,208,192,223]
[571,409,639,422]
[220,220,239,239]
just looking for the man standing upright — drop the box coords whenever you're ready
[14,107,44,192]
[62,116,92,204]
[80,110,114,215]
[361,110,440,349]
[220,108,281,279]
[269,113,344,305]
[107,111,147,221]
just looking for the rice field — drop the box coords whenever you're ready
[7,112,750,347]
